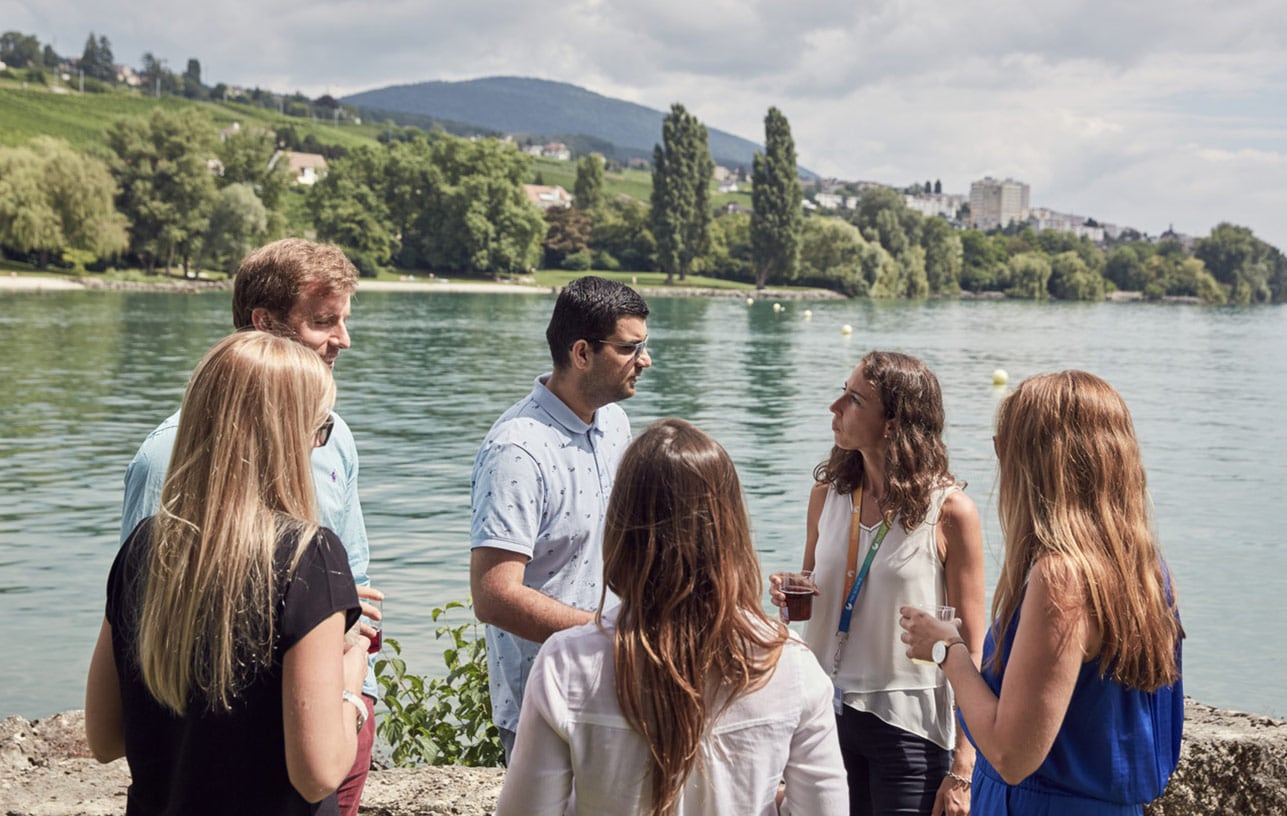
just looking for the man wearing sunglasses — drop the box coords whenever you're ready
[470,275,652,761]
[117,239,380,816]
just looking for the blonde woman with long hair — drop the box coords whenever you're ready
[495,418,847,815]
[86,332,369,816]
[901,371,1183,815]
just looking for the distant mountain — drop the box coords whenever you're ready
[342,76,770,171]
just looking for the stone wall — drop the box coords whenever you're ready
[2,699,1283,815]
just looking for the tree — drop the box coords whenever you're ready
[216,127,292,222]
[1007,252,1051,299]
[200,183,268,275]
[1194,223,1280,304]
[182,58,207,100]
[1048,250,1105,301]
[107,109,218,274]
[650,103,714,283]
[573,153,605,211]
[307,146,395,275]
[80,33,114,82]
[959,230,1009,292]
[140,52,169,95]
[707,211,753,282]
[0,31,42,69]
[921,216,963,294]
[0,137,128,268]
[591,198,654,272]
[407,136,544,276]
[750,106,803,289]
[1105,245,1150,291]
[542,206,592,267]
[797,217,869,295]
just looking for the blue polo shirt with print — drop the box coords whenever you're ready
[470,374,632,733]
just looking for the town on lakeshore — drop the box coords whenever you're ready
[3,28,1284,305]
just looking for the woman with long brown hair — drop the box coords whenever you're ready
[85,332,370,815]
[901,371,1183,814]
[772,350,986,816]
[495,418,847,815]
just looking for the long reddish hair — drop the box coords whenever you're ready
[992,371,1180,689]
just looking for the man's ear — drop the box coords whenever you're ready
[569,338,595,370]
[250,307,274,332]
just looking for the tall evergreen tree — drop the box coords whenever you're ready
[650,103,713,283]
[573,153,605,211]
[183,58,207,99]
[80,33,114,82]
[681,121,714,281]
[750,107,803,289]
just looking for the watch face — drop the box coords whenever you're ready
[932,640,947,664]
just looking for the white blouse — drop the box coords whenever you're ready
[495,610,848,815]
[802,484,959,750]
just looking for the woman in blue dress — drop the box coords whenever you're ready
[900,371,1183,815]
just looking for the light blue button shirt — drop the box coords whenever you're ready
[119,408,375,696]
[470,374,632,732]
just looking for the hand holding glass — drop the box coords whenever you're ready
[780,571,817,622]
[909,604,955,665]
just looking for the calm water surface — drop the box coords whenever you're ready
[2,290,1284,719]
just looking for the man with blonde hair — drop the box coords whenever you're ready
[119,238,379,816]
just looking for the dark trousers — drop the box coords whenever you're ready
[837,706,951,816]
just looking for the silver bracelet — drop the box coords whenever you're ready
[341,689,367,734]
[946,770,972,788]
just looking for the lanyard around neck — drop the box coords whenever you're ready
[838,484,890,634]
[831,484,891,678]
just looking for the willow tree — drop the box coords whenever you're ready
[0,137,127,268]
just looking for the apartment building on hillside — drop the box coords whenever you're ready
[969,176,1029,230]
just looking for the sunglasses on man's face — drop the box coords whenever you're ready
[593,336,649,362]
[315,415,335,447]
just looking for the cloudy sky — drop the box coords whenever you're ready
[11,0,1287,249]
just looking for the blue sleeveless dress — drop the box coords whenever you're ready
[963,610,1183,815]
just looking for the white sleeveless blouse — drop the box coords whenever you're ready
[802,483,958,750]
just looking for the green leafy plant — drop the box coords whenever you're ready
[375,600,504,767]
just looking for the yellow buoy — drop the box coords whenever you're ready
[803,309,813,320]
[772,303,783,313]
[841,324,853,335]
[992,368,1009,386]
[746,297,755,306]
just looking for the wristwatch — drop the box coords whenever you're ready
[932,637,966,666]
[341,689,368,733]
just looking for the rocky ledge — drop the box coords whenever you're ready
[2,699,1282,815]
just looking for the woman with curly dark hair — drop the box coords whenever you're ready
[773,351,986,816]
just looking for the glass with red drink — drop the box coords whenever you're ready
[781,571,816,622]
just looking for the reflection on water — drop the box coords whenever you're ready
[2,290,1285,719]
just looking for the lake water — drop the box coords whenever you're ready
[2,289,1284,720]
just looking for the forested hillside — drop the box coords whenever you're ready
[343,76,769,170]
